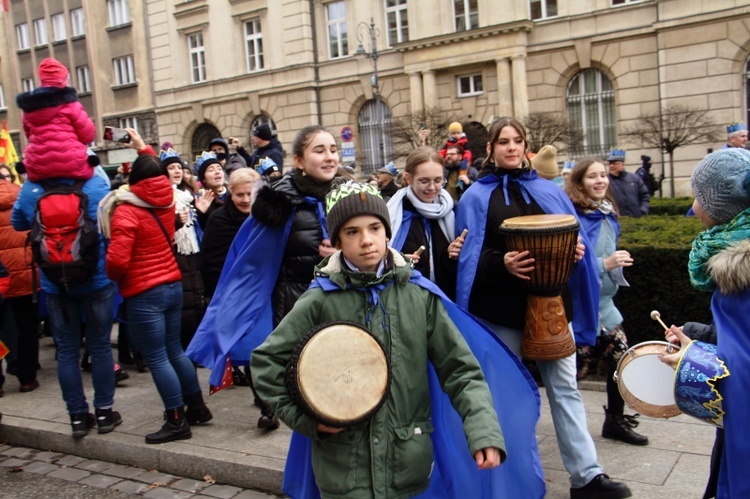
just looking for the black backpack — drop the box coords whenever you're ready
[28,181,99,291]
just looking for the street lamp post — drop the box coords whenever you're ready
[356,17,383,172]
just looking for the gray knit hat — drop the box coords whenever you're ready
[326,181,392,246]
[691,148,750,224]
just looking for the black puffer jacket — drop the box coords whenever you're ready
[251,170,332,325]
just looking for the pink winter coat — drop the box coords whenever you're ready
[16,86,96,182]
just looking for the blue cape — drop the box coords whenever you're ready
[455,171,600,346]
[577,209,620,251]
[713,287,750,498]
[185,214,293,388]
[280,271,545,499]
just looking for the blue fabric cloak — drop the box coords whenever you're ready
[455,171,600,346]
[576,209,620,252]
[185,214,294,388]
[281,271,546,499]
[713,288,750,498]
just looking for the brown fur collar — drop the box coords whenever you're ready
[708,239,750,294]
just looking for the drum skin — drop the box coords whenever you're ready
[615,341,681,419]
[285,321,391,428]
[498,214,579,360]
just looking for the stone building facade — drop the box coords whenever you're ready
[0,0,156,167]
[2,1,749,194]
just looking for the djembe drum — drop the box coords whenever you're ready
[498,214,580,361]
[285,321,391,428]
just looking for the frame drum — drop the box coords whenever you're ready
[614,341,681,419]
[286,321,391,428]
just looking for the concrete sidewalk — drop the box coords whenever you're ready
[0,336,715,497]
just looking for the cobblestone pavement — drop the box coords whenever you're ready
[0,444,281,499]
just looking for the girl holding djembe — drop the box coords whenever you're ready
[456,117,632,499]
[565,157,649,446]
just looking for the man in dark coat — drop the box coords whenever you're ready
[607,148,650,217]
[246,124,284,171]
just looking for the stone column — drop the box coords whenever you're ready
[511,55,529,119]
[409,72,424,114]
[495,57,513,118]
[422,70,437,110]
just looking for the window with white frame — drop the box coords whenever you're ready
[188,33,206,83]
[76,66,91,94]
[16,23,30,50]
[457,74,483,97]
[326,1,348,59]
[119,116,139,131]
[454,0,478,31]
[530,0,557,20]
[385,0,408,46]
[33,19,48,46]
[52,13,67,41]
[244,19,264,72]
[107,0,131,27]
[22,78,35,93]
[113,56,136,85]
[0,85,6,110]
[71,8,85,36]
[566,69,616,157]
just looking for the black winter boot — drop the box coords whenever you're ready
[184,391,213,425]
[602,406,649,446]
[145,407,191,444]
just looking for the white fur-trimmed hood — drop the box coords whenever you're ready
[708,239,750,294]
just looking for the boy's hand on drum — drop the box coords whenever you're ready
[504,250,534,280]
[475,447,502,469]
[604,250,633,271]
[317,423,345,434]
[659,327,691,369]
[664,325,684,345]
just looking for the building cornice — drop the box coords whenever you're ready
[394,21,533,53]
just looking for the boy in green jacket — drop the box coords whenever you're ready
[251,181,533,498]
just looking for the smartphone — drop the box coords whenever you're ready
[103,126,131,143]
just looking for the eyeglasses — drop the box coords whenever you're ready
[415,177,447,188]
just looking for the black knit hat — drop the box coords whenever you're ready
[195,151,222,182]
[326,181,391,246]
[252,124,273,141]
[208,138,229,154]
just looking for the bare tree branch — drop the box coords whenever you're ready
[622,104,721,154]
[390,107,456,160]
[523,112,581,154]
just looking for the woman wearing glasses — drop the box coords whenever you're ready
[386,147,466,298]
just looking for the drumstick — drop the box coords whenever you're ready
[414,245,426,256]
[650,310,669,331]
[460,228,468,239]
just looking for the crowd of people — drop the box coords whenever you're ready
[2,57,749,499]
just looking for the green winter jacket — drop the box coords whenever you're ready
[251,249,505,499]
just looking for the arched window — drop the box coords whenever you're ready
[566,69,616,157]
[357,99,393,173]
[745,57,750,126]
[191,123,221,161]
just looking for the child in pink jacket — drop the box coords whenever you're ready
[15,58,96,182]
